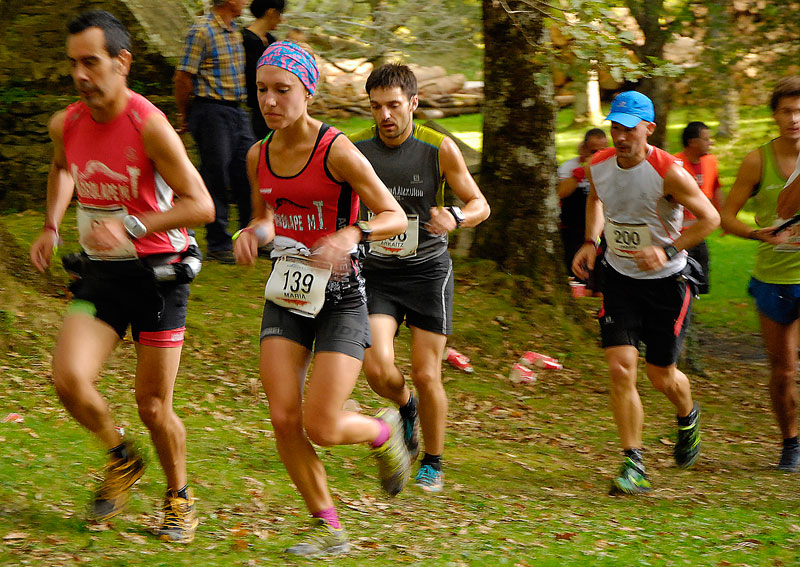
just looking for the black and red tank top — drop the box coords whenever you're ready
[258,124,359,246]
[258,124,365,306]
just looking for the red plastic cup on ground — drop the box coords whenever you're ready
[3,413,23,423]
[570,281,587,298]
[509,363,537,384]
[445,347,473,373]
[520,351,563,370]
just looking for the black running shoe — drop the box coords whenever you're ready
[401,399,420,463]
[778,444,800,473]
[674,404,701,469]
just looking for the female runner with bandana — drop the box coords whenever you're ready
[232,41,409,557]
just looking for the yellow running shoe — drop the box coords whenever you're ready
[370,408,411,496]
[90,441,145,521]
[285,518,350,557]
[157,487,199,544]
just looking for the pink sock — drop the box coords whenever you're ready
[313,507,341,529]
[371,417,391,448]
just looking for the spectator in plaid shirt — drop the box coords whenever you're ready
[174,0,254,264]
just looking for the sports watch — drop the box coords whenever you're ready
[663,244,679,260]
[123,215,147,239]
[354,221,373,244]
[447,206,465,228]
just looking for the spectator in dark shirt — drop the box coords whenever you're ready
[243,0,285,140]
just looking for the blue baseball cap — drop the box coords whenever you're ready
[605,91,654,128]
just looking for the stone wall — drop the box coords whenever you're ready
[0,1,192,211]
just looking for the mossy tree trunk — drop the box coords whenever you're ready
[473,0,565,295]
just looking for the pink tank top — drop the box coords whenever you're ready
[63,91,189,257]
[257,124,359,247]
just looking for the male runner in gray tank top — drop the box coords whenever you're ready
[350,63,490,492]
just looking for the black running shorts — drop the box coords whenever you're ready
[68,258,188,347]
[598,263,692,367]
[260,299,371,360]
[362,252,454,336]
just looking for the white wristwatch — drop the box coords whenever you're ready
[123,215,147,239]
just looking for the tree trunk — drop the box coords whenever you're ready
[637,76,670,150]
[628,0,672,150]
[570,75,589,125]
[587,68,604,126]
[716,83,740,139]
[473,0,565,293]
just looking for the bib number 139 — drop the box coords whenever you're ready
[264,255,331,317]
[282,269,314,294]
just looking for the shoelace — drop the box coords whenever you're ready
[417,465,438,483]
[96,458,138,499]
[162,497,190,529]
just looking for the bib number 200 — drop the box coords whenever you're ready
[614,229,641,247]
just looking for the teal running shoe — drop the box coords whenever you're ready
[414,463,444,493]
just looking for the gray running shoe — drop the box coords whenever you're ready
[778,444,800,473]
[370,408,411,496]
[285,519,350,557]
[90,441,145,521]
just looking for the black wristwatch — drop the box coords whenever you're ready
[663,245,679,260]
[354,221,373,244]
[447,206,465,228]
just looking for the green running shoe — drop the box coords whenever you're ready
[157,487,199,544]
[414,463,444,493]
[674,404,701,469]
[370,408,411,496]
[285,519,350,557]
[610,457,651,495]
[90,441,145,521]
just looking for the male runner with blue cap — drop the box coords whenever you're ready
[572,91,720,494]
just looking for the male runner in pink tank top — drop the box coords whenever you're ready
[29,10,213,543]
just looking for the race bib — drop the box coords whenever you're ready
[264,255,332,317]
[368,214,419,258]
[773,218,800,252]
[605,220,652,258]
[77,203,138,260]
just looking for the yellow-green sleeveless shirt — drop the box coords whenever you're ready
[752,140,800,284]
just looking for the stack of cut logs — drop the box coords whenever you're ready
[308,59,483,119]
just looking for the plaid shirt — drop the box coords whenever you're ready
[177,11,247,102]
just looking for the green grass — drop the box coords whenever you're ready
[1,104,794,566]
